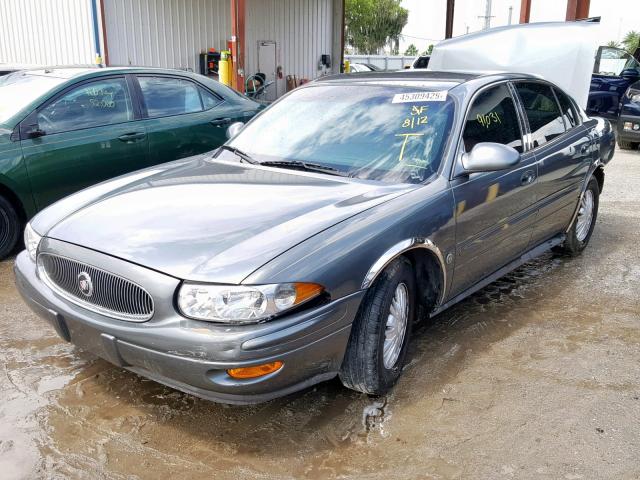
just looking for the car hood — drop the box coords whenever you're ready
[42,155,415,283]
[428,21,599,109]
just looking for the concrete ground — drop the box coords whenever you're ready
[1,148,638,480]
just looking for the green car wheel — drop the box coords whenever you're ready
[0,195,20,260]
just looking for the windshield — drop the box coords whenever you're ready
[595,47,640,76]
[229,84,455,183]
[0,72,65,124]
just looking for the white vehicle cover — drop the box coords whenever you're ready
[427,21,600,109]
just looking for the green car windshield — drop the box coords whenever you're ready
[230,84,455,184]
[0,72,66,124]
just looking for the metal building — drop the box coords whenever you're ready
[0,0,99,66]
[0,0,344,99]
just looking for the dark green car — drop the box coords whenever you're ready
[0,67,261,259]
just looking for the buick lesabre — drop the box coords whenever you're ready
[15,67,615,403]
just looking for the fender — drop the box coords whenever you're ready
[565,159,604,234]
[361,237,448,306]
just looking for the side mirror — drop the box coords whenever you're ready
[461,143,520,173]
[22,123,45,139]
[226,122,244,140]
[621,68,640,81]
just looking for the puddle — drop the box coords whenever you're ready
[2,151,640,479]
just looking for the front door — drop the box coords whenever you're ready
[20,76,148,210]
[450,83,538,297]
[135,75,243,165]
[588,46,640,118]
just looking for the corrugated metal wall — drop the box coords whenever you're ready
[0,0,96,65]
[245,0,334,98]
[103,0,231,71]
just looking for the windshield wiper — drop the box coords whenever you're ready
[218,145,259,164]
[260,160,350,177]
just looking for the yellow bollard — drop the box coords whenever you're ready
[344,59,350,73]
[219,51,231,86]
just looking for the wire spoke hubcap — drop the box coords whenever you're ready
[383,282,409,369]
[575,190,594,242]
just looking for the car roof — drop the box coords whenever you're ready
[318,70,480,84]
[313,70,540,90]
[13,66,198,80]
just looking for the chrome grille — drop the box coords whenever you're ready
[38,253,154,322]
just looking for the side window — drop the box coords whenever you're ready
[37,78,133,134]
[138,77,203,117]
[200,88,222,110]
[463,83,523,153]
[413,56,430,69]
[514,82,566,148]
[554,89,578,129]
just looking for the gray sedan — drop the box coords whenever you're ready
[15,71,615,404]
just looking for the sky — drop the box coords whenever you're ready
[398,0,640,55]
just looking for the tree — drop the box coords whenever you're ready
[404,44,418,56]
[345,0,409,55]
[606,40,621,49]
[420,44,434,56]
[622,30,640,54]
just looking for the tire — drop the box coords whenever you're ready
[617,138,638,150]
[339,257,415,395]
[558,177,599,256]
[0,195,20,261]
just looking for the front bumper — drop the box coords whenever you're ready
[14,247,364,404]
[617,115,640,142]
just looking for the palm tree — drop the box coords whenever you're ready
[622,31,640,54]
[606,40,621,49]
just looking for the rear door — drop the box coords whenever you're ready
[449,82,538,297]
[20,75,148,210]
[512,81,592,245]
[134,75,246,165]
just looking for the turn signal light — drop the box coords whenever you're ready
[293,282,324,304]
[227,361,284,379]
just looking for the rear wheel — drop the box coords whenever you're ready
[617,138,638,150]
[339,257,415,395]
[558,177,599,256]
[0,195,20,260]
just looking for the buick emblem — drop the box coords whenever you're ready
[78,272,94,298]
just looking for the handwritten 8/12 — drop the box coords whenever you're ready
[401,105,428,129]
[476,111,501,128]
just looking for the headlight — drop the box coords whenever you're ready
[24,223,42,262]
[177,282,324,323]
[627,89,640,103]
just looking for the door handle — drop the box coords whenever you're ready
[210,117,231,127]
[117,132,146,143]
[568,144,590,156]
[520,170,536,185]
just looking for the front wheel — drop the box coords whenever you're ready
[339,257,415,395]
[558,177,599,256]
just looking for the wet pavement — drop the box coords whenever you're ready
[1,148,639,479]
